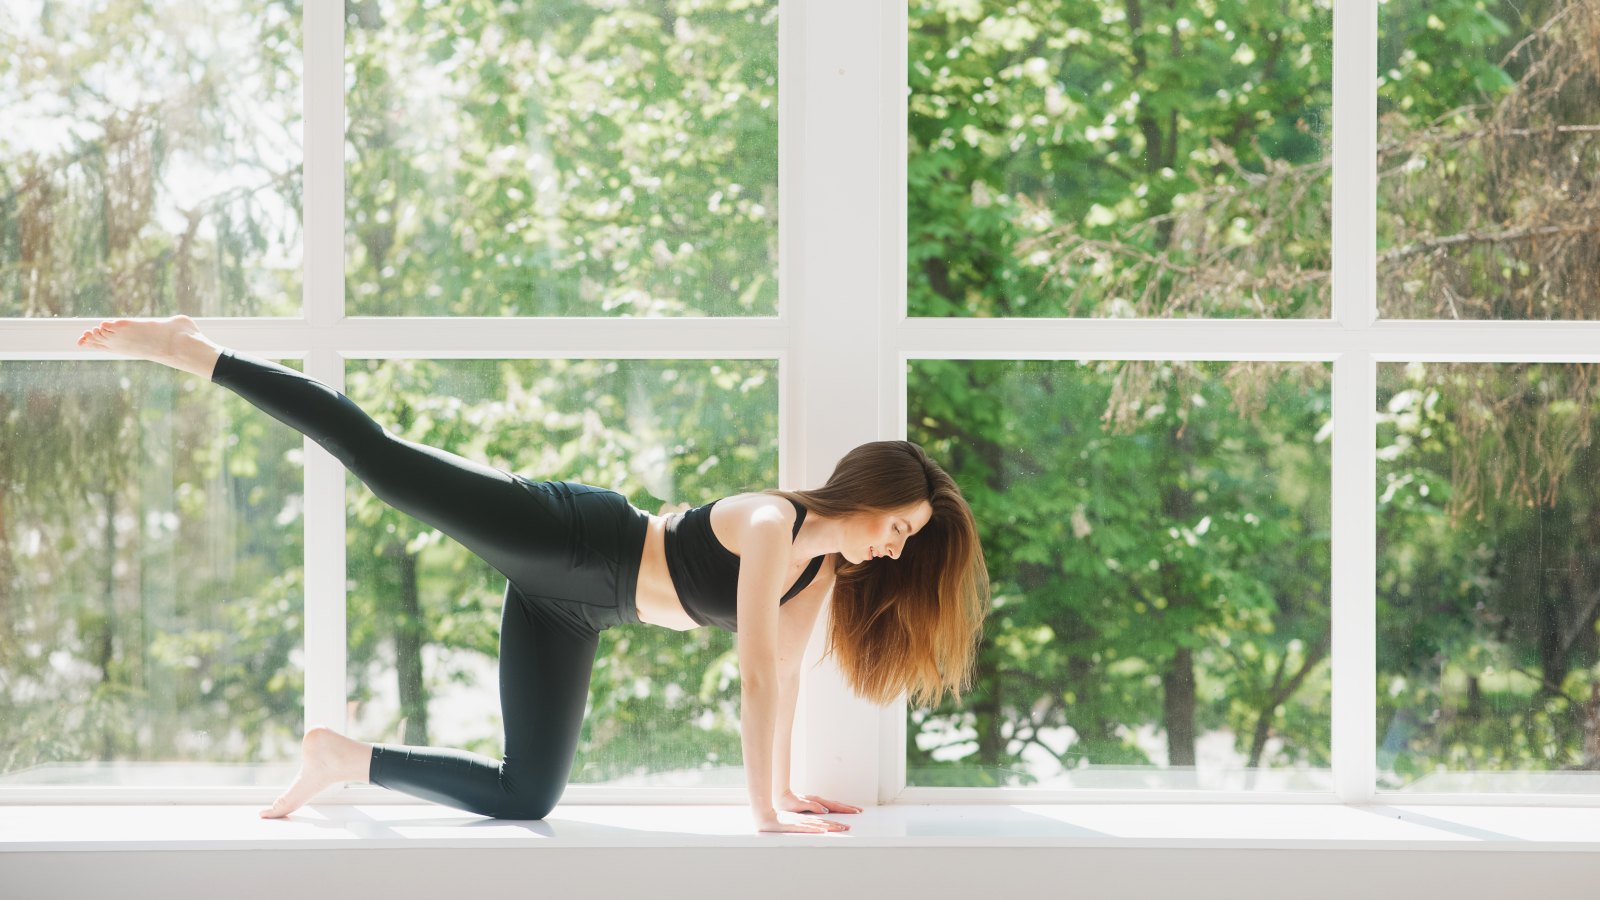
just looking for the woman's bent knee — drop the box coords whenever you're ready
[499,799,556,821]
[494,772,563,821]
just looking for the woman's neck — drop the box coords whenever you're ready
[792,511,848,562]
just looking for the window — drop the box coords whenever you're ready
[1,0,785,798]
[0,0,304,318]
[893,0,1600,805]
[903,0,1339,794]
[908,0,1331,319]
[0,361,304,785]
[1377,362,1600,792]
[906,359,1333,791]
[4,0,1598,809]
[343,1,778,317]
[1377,0,1599,321]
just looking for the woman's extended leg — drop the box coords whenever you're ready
[79,315,547,586]
[80,316,604,820]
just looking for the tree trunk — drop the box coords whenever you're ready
[1537,508,1570,697]
[1247,632,1331,767]
[974,664,1004,773]
[1162,647,1197,768]
[0,487,13,641]
[1066,651,1116,754]
[392,545,430,745]
[1123,0,1181,251]
[98,487,118,761]
[921,254,958,307]
[1538,593,1570,697]
[1159,392,1198,769]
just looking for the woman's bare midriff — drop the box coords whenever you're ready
[633,516,701,630]
[632,494,821,631]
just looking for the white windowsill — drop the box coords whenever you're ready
[4,802,1600,853]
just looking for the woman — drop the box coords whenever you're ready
[76,315,991,835]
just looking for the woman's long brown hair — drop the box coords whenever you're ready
[766,440,990,708]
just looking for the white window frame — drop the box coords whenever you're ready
[4,0,1599,810]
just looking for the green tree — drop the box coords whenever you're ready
[937,0,1600,788]
[909,0,1332,320]
[909,359,1330,783]
[344,0,778,317]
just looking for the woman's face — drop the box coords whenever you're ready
[841,500,934,565]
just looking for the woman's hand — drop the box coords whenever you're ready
[753,807,851,834]
[774,790,863,816]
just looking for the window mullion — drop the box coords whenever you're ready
[303,0,347,738]
[1332,353,1378,804]
[1331,0,1379,803]
[789,0,895,806]
[878,0,912,804]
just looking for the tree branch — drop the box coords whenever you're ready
[1558,582,1600,660]
[1378,124,1600,159]
[1379,223,1600,264]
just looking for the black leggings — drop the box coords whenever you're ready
[210,349,649,820]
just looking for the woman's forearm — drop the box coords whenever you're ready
[741,677,781,816]
[771,676,801,797]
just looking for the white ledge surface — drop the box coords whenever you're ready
[4,803,1600,853]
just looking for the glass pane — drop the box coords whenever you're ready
[907,359,1332,790]
[1378,362,1600,791]
[0,361,305,787]
[1378,1,1600,320]
[908,1,1332,318]
[344,358,777,785]
[345,1,778,317]
[0,0,304,317]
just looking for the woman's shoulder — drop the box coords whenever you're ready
[707,492,798,556]
[713,492,799,526]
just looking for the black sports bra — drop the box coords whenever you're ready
[662,496,825,632]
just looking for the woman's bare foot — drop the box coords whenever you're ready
[76,315,223,379]
[259,726,375,819]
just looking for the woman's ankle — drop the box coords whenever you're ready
[175,332,224,380]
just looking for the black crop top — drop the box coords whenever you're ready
[662,496,825,632]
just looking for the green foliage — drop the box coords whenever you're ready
[1379,0,1517,122]
[4,0,1597,793]
[909,359,1332,781]
[900,0,1600,789]
[0,361,304,771]
[1376,361,1600,786]
[344,0,778,316]
[909,0,1332,319]
[0,0,304,316]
